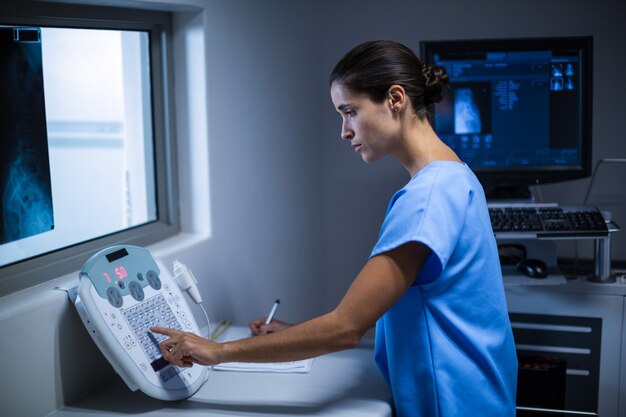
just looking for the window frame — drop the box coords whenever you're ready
[0,1,179,296]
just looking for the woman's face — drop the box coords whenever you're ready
[330,82,399,163]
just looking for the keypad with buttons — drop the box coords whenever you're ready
[123,294,183,375]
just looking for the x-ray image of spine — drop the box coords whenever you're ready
[3,146,54,243]
[0,28,54,245]
[454,88,482,134]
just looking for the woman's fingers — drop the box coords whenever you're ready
[149,326,178,337]
[149,326,183,359]
[148,327,220,367]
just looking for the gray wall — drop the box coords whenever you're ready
[193,0,325,324]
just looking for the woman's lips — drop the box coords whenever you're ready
[352,143,363,153]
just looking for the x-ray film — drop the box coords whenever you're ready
[0,27,54,244]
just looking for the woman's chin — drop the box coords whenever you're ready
[361,152,383,164]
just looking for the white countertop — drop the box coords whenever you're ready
[50,328,392,417]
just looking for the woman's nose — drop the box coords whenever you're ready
[341,123,354,140]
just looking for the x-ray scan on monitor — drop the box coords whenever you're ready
[0,27,54,245]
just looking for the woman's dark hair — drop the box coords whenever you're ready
[329,40,449,124]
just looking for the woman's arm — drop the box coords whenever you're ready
[151,241,430,368]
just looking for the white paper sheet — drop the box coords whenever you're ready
[212,325,314,373]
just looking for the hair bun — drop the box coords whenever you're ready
[421,63,449,105]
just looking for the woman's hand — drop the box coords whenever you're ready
[149,326,222,368]
[249,318,293,336]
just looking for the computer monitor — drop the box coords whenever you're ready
[420,37,593,199]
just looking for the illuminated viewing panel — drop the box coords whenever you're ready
[0,26,157,267]
[421,37,592,198]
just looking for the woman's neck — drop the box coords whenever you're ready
[393,117,461,177]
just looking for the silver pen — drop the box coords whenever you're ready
[264,299,280,325]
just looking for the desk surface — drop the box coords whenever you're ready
[50,330,392,417]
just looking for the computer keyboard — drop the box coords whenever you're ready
[488,203,608,239]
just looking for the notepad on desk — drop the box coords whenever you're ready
[212,324,314,373]
[214,359,313,373]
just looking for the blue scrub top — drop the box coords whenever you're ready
[370,161,517,417]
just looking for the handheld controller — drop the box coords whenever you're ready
[72,245,208,401]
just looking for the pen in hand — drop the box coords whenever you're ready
[265,299,280,325]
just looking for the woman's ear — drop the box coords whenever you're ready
[388,85,407,113]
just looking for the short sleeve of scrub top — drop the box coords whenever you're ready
[371,162,470,285]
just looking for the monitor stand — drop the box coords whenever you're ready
[483,184,532,201]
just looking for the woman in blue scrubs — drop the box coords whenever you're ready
[152,40,518,417]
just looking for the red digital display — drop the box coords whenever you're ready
[115,266,128,279]
[103,265,127,283]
